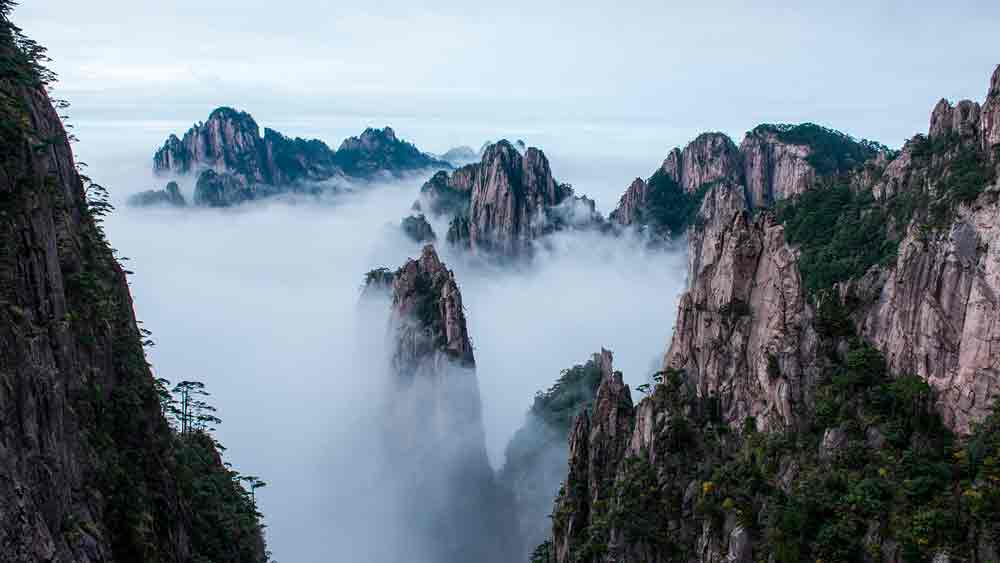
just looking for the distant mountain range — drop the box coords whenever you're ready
[134,107,452,207]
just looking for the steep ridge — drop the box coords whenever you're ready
[610,124,885,236]
[417,140,601,258]
[153,109,448,206]
[0,11,265,563]
[372,245,517,563]
[545,65,1000,563]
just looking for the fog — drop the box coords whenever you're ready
[85,117,686,561]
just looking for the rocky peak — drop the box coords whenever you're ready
[552,349,633,562]
[380,245,517,563]
[338,126,398,152]
[740,126,817,207]
[586,350,634,495]
[929,98,981,140]
[982,64,1000,160]
[465,140,571,256]
[660,132,743,194]
[391,245,474,369]
[609,177,648,226]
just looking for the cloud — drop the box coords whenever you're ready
[94,114,687,560]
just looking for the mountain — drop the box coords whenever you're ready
[333,126,449,177]
[0,11,266,563]
[610,126,887,237]
[369,245,518,563]
[543,65,1000,563]
[152,110,448,206]
[416,140,602,258]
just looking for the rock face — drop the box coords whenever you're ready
[153,109,447,206]
[660,133,743,194]
[608,178,647,226]
[127,180,186,207]
[664,182,818,430]
[0,24,264,563]
[547,65,1000,563]
[465,141,573,255]
[661,69,1000,434]
[416,140,590,257]
[981,65,1000,160]
[381,245,516,563]
[154,107,338,186]
[846,76,1000,433]
[611,124,881,229]
[552,350,634,563]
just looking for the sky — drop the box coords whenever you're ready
[15,0,1000,159]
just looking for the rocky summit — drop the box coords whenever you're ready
[375,245,517,563]
[416,140,602,258]
[152,109,448,206]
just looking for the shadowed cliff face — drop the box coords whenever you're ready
[374,245,518,563]
[0,16,265,563]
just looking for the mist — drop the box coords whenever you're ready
[85,116,687,561]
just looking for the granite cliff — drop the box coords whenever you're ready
[417,140,601,258]
[543,65,1000,563]
[0,10,266,563]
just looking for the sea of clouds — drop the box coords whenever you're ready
[80,115,688,562]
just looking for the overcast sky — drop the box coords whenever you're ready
[17,1,1000,152]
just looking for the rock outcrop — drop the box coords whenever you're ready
[664,182,818,431]
[981,65,1000,160]
[379,245,517,563]
[153,109,447,206]
[0,18,265,563]
[608,178,647,226]
[415,140,594,257]
[660,132,743,194]
[127,180,186,207]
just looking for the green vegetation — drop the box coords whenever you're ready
[605,308,999,563]
[531,360,605,432]
[908,132,997,228]
[776,128,996,296]
[776,182,898,294]
[753,123,889,176]
[638,169,712,238]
